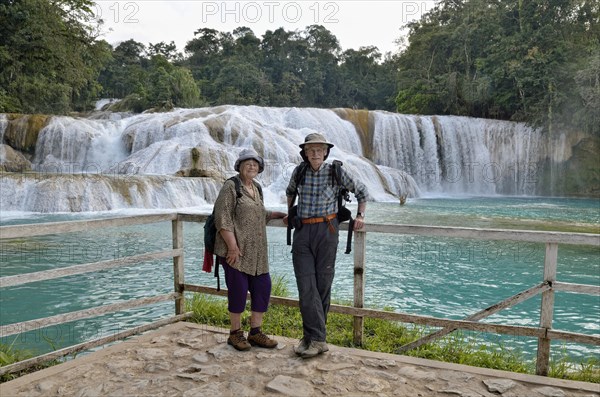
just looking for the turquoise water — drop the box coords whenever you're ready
[1,197,598,361]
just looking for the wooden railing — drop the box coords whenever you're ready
[1,213,599,377]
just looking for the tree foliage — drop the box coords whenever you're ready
[97,40,203,110]
[0,0,110,113]
[1,0,596,138]
[395,0,600,135]
[181,24,398,110]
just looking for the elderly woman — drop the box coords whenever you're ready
[213,148,286,351]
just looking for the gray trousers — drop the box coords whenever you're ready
[292,219,339,342]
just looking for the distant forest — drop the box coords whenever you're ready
[0,0,598,135]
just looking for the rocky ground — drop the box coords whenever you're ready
[1,322,598,397]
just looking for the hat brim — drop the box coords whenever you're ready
[235,155,265,173]
[299,141,334,149]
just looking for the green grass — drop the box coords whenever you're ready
[186,276,599,383]
[0,336,66,382]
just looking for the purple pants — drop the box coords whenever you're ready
[218,257,272,313]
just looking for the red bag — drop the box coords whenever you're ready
[202,249,214,273]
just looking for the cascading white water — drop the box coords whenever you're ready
[33,117,130,173]
[0,115,7,171]
[371,112,545,196]
[0,106,554,212]
[0,114,7,142]
[0,173,220,212]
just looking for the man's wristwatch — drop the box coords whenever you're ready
[356,212,365,218]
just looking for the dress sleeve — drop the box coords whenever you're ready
[214,180,237,232]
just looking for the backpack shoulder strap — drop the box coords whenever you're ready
[230,175,263,202]
[229,176,243,199]
[331,160,343,186]
[294,162,309,188]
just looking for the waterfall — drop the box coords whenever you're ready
[0,115,7,173]
[0,173,220,213]
[0,106,559,213]
[371,112,545,196]
[0,114,7,142]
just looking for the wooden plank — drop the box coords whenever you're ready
[183,284,546,338]
[0,313,192,376]
[165,214,600,246]
[177,213,209,223]
[537,242,558,376]
[546,329,600,346]
[0,294,178,337]
[396,282,550,353]
[328,304,546,338]
[553,282,600,295]
[363,224,600,246]
[172,219,185,315]
[184,284,229,298]
[184,285,598,346]
[0,249,182,288]
[353,230,366,346]
[0,213,177,240]
[184,285,298,307]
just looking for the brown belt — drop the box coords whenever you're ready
[301,213,337,224]
[301,213,337,233]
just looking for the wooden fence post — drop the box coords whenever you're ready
[353,229,366,346]
[536,242,558,376]
[172,219,185,315]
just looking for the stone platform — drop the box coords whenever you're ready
[1,322,598,396]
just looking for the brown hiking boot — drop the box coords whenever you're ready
[247,331,278,348]
[227,330,251,351]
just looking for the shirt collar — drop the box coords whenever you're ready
[309,162,327,173]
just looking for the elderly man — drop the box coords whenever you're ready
[285,133,368,358]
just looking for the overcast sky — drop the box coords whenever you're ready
[94,1,437,55]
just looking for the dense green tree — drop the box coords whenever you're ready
[184,28,230,101]
[98,40,202,110]
[213,62,272,105]
[179,24,397,110]
[395,0,599,134]
[232,27,261,64]
[340,46,382,109]
[300,25,341,107]
[98,39,147,99]
[169,67,203,108]
[260,28,307,106]
[0,0,110,113]
[1,0,595,125]
[147,41,182,62]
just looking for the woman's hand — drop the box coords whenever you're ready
[269,211,287,220]
[226,245,242,266]
[219,229,241,265]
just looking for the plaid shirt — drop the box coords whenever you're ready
[286,162,368,218]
